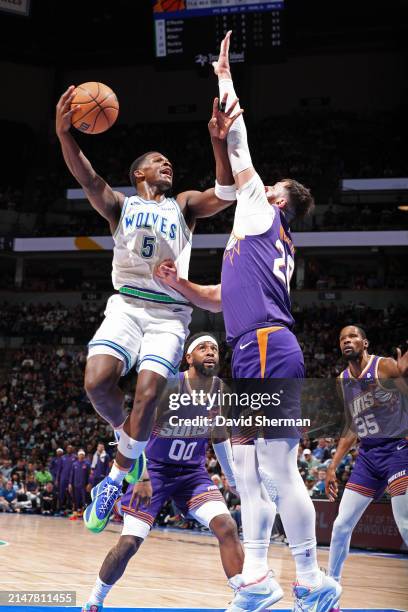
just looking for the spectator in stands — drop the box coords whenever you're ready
[0,460,13,481]
[312,468,328,498]
[11,459,26,482]
[41,482,58,516]
[322,448,337,469]
[305,475,316,497]
[25,473,40,511]
[90,443,110,487]
[0,480,17,512]
[35,463,53,487]
[312,438,331,462]
[302,448,320,470]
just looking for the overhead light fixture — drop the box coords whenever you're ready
[398,205,408,211]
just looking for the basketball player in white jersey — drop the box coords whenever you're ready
[56,86,241,532]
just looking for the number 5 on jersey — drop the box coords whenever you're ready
[141,235,156,259]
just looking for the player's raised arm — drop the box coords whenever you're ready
[176,97,242,219]
[56,86,124,233]
[213,31,255,189]
[155,259,222,313]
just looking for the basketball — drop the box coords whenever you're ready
[70,81,119,135]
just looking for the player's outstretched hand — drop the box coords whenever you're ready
[208,94,243,141]
[129,480,153,510]
[325,465,338,501]
[212,30,232,79]
[396,346,408,378]
[56,85,79,137]
[155,258,179,286]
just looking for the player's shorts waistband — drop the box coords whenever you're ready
[118,285,191,307]
[228,323,292,348]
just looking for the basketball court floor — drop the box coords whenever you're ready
[0,515,407,611]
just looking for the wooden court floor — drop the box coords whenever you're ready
[0,515,407,610]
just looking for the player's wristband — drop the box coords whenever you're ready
[140,478,150,482]
[215,180,237,201]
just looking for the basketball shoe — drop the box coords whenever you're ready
[227,571,283,612]
[82,604,103,612]
[292,574,341,612]
[84,476,121,533]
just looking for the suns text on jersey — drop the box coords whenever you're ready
[349,391,375,417]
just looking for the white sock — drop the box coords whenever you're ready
[109,463,128,483]
[291,544,321,587]
[242,540,269,583]
[218,78,252,176]
[89,576,113,605]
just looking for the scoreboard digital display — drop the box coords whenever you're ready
[153,1,285,66]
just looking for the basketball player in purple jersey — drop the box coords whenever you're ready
[156,32,340,611]
[81,332,244,612]
[326,325,408,611]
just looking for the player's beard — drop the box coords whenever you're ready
[343,348,362,362]
[194,360,220,377]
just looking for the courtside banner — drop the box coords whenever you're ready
[314,500,406,552]
[0,0,30,16]
[12,231,408,251]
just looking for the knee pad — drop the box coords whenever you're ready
[258,467,278,503]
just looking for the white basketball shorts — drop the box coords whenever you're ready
[87,293,192,378]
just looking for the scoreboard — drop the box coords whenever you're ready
[153,0,285,66]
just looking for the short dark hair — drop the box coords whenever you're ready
[129,151,157,188]
[283,178,315,220]
[340,325,367,339]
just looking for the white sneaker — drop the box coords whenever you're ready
[227,571,284,612]
[292,573,342,612]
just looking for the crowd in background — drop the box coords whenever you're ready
[2,250,408,293]
[1,108,406,237]
[2,300,406,376]
[2,297,405,528]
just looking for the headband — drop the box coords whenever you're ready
[186,335,218,354]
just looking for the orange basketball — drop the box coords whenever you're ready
[70,82,119,135]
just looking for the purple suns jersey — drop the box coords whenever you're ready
[339,355,408,449]
[145,372,220,468]
[221,206,295,346]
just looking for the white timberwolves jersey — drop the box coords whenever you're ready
[112,195,192,306]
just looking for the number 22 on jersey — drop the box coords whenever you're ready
[273,238,294,292]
